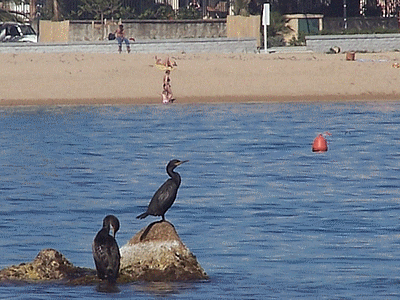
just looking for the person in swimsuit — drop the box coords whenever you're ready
[155,56,177,68]
[162,70,175,103]
[115,24,130,53]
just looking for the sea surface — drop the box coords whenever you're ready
[0,102,400,299]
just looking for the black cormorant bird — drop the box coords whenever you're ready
[137,159,188,221]
[92,215,121,283]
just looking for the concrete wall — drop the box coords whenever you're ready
[69,19,226,42]
[226,15,261,46]
[39,20,69,43]
[66,20,106,41]
[306,33,400,53]
[0,38,257,54]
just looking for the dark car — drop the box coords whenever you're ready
[0,22,37,43]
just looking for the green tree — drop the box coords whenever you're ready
[267,11,289,37]
[53,0,61,20]
[0,8,19,22]
[78,0,121,20]
[1,0,23,7]
[267,11,291,47]
[0,0,27,22]
[233,0,250,15]
[37,0,67,21]
[138,3,174,20]
[177,6,201,19]
[115,6,136,19]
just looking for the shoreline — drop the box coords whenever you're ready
[1,51,400,106]
[1,94,400,107]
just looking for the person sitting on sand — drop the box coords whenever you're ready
[162,70,175,104]
[155,56,162,65]
[115,24,131,54]
[155,56,177,68]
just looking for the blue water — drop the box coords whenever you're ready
[0,102,400,299]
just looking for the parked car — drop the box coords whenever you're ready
[0,22,37,43]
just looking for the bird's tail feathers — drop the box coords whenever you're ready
[136,212,149,219]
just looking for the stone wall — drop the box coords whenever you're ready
[306,33,400,53]
[0,38,257,54]
[68,19,226,42]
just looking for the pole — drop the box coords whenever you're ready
[264,22,268,53]
[262,3,270,53]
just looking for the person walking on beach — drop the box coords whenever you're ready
[115,24,130,53]
[162,70,175,104]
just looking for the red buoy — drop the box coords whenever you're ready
[312,134,328,152]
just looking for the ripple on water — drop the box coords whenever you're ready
[0,103,400,298]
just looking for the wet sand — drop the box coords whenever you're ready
[1,51,400,106]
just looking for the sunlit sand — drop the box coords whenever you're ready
[1,51,400,106]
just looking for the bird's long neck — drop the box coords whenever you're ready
[103,222,111,232]
[168,168,181,185]
[102,224,111,235]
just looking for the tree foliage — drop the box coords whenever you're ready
[37,0,135,20]
[233,0,251,15]
[35,0,383,20]
[256,0,372,17]
[138,3,175,19]
[77,0,121,20]
[177,6,201,19]
[1,0,24,6]
[0,8,19,22]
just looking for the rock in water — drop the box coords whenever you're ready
[0,249,95,282]
[120,221,208,281]
[0,223,208,284]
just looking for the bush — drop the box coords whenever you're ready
[177,7,201,19]
[267,35,285,47]
[288,31,306,46]
[138,4,175,20]
[115,6,136,19]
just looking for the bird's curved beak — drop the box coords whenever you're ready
[177,160,189,165]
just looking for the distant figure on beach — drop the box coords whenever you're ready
[115,24,132,54]
[155,56,177,70]
[162,70,175,104]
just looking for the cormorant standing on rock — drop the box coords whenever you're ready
[92,215,121,283]
[137,159,188,221]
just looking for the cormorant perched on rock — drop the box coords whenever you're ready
[92,215,121,283]
[137,159,188,221]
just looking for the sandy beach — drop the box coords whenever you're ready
[1,51,400,106]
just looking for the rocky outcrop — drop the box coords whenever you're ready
[120,221,208,281]
[0,221,208,284]
[0,249,95,283]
